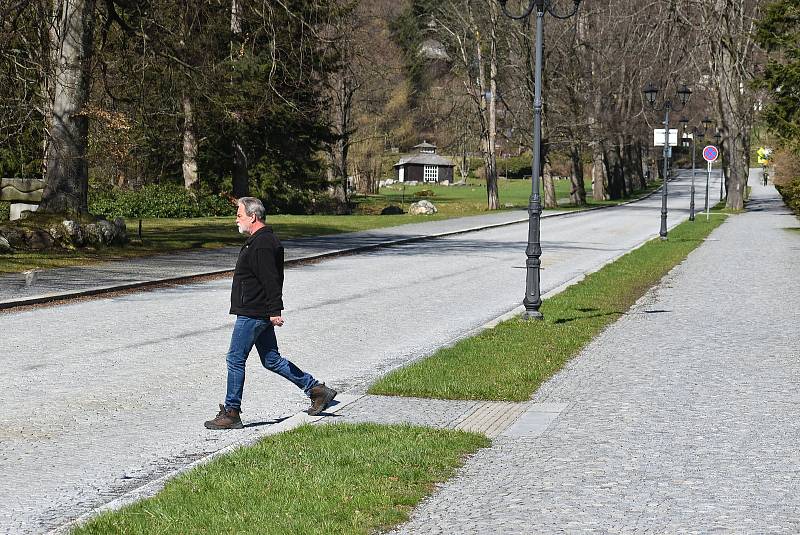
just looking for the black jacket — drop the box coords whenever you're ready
[230,226,284,318]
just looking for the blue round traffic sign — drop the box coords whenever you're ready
[703,145,719,162]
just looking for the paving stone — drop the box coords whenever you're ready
[387,174,800,534]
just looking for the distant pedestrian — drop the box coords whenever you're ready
[205,197,336,430]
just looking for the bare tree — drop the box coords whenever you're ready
[438,0,502,210]
[39,0,96,214]
[695,0,762,210]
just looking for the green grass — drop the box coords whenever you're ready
[71,423,488,535]
[0,214,455,273]
[355,177,650,216]
[0,178,657,274]
[369,212,728,401]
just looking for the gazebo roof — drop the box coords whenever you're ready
[394,153,454,167]
[413,141,437,150]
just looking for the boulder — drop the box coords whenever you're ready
[97,219,117,244]
[408,200,438,215]
[24,228,54,250]
[1,227,28,248]
[113,218,128,244]
[0,235,11,253]
[380,205,404,215]
[84,223,104,246]
[62,220,86,247]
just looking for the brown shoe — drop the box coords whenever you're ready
[204,404,243,430]
[307,384,337,416]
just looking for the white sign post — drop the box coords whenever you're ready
[702,146,719,220]
[653,128,679,147]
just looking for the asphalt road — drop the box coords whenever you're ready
[0,170,723,534]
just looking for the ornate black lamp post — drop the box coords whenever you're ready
[643,82,691,240]
[679,115,713,221]
[498,0,582,321]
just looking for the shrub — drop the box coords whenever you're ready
[89,183,234,218]
[0,202,9,221]
[772,148,800,216]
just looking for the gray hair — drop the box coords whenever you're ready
[237,197,266,222]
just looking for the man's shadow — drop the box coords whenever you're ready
[243,400,343,428]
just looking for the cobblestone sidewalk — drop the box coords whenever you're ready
[335,175,800,533]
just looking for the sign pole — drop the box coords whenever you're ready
[706,161,711,221]
[701,145,719,221]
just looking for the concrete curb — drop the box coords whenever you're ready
[1,204,613,311]
[48,393,366,535]
[47,186,676,533]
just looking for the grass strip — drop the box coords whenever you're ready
[71,423,488,535]
[368,213,728,401]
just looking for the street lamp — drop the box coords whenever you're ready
[643,82,691,239]
[498,0,582,321]
[679,115,713,221]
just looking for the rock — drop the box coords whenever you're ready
[97,219,116,245]
[452,179,467,186]
[47,223,72,249]
[84,223,104,246]
[441,180,451,186]
[503,203,515,208]
[113,218,128,244]
[0,235,11,253]
[405,181,419,186]
[1,227,27,248]
[408,200,438,215]
[380,205,404,215]
[62,220,86,247]
[24,228,54,250]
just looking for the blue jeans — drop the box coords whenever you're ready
[225,316,318,411]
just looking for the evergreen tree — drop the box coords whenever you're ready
[756,0,800,150]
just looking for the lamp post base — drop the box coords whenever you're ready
[521,309,544,321]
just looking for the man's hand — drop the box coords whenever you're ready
[270,316,285,327]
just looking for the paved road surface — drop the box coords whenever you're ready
[0,171,719,534]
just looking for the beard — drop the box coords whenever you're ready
[237,223,249,235]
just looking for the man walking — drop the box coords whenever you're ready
[205,197,337,430]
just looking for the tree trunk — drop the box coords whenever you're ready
[591,142,608,201]
[330,71,352,213]
[569,143,586,205]
[230,0,249,198]
[484,2,499,210]
[707,0,758,210]
[182,95,199,190]
[231,141,249,198]
[605,145,625,200]
[619,134,635,196]
[543,161,557,209]
[40,0,95,214]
